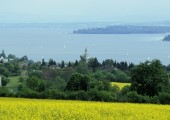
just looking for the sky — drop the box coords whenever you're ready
[0,0,170,23]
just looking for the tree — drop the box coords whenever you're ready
[66,73,90,91]
[0,50,6,58]
[1,76,9,86]
[74,60,79,67]
[26,76,46,92]
[13,63,21,76]
[41,58,46,66]
[102,59,114,70]
[75,61,89,75]
[61,61,65,69]
[0,65,10,77]
[48,59,56,66]
[8,54,16,60]
[20,55,28,61]
[131,60,169,96]
[88,57,101,73]
[67,61,72,67]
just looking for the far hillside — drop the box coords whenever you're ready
[73,26,170,34]
[163,35,170,41]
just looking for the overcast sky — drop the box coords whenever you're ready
[0,0,170,23]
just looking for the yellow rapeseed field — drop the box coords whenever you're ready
[0,97,169,120]
[111,82,130,89]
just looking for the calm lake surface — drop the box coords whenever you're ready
[0,24,169,65]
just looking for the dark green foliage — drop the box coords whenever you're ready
[0,50,6,58]
[88,57,101,73]
[44,89,66,99]
[61,61,65,68]
[67,91,89,100]
[48,59,56,66]
[158,92,170,104]
[67,61,72,67]
[1,51,170,104]
[42,68,58,81]
[112,70,130,82]
[41,58,46,66]
[121,85,130,95]
[131,60,169,96]
[50,77,66,90]
[102,59,114,70]
[75,61,89,74]
[61,67,75,82]
[17,89,40,98]
[0,87,14,97]
[74,60,79,67]
[19,55,28,62]
[66,73,90,91]
[91,71,106,81]
[88,89,117,102]
[125,91,152,103]
[105,72,117,81]
[13,63,21,76]
[0,65,10,77]
[26,76,46,92]
[1,76,9,86]
[8,54,16,59]
[28,70,42,78]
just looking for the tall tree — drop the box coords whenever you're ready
[66,73,89,91]
[131,60,169,96]
[41,58,46,66]
[61,61,65,69]
[0,50,6,58]
[88,57,101,73]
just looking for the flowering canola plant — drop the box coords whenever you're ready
[111,82,130,89]
[0,97,169,120]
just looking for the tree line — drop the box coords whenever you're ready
[0,50,170,104]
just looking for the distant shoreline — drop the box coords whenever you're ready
[163,35,170,41]
[73,25,170,34]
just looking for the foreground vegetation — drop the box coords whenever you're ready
[0,97,169,120]
[0,50,170,104]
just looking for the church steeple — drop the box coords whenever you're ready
[80,48,89,63]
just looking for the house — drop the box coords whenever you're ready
[0,56,8,63]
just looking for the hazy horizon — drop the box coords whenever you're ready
[0,0,170,23]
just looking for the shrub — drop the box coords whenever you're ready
[88,89,117,102]
[125,91,151,103]
[158,92,170,104]
[67,91,89,100]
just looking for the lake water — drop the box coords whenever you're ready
[0,24,170,65]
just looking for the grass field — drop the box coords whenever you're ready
[111,82,130,89]
[0,97,169,120]
[6,71,27,92]
[6,76,21,92]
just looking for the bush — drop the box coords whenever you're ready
[44,89,66,99]
[67,91,89,100]
[66,73,90,91]
[1,76,9,86]
[121,85,130,95]
[88,89,117,102]
[125,91,151,103]
[0,87,13,97]
[158,92,170,104]
[17,89,40,98]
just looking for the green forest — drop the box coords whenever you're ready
[0,49,170,104]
